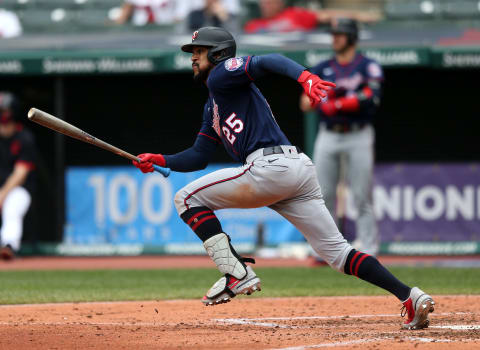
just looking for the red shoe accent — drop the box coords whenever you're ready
[228,277,240,289]
[402,298,414,324]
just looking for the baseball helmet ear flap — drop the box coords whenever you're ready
[207,40,236,65]
[347,31,358,46]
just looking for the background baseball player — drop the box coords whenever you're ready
[133,26,434,330]
[0,92,37,260]
[301,18,381,256]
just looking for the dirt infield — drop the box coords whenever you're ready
[1,256,479,349]
[0,295,479,349]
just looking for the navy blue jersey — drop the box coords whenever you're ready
[164,54,306,171]
[200,56,292,163]
[311,53,383,126]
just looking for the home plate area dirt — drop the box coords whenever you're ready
[0,295,479,349]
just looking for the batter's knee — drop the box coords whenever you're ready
[316,242,353,273]
[174,187,190,216]
[333,244,354,273]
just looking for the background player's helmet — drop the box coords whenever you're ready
[181,27,236,65]
[330,18,359,46]
[0,92,20,124]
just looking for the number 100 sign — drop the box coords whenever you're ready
[85,172,173,226]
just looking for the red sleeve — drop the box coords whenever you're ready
[15,160,35,170]
[244,18,266,34]
[244,7,317,33]
[15,131,36,170]
[286,7,317,31]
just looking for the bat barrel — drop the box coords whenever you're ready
[27,108,171,177]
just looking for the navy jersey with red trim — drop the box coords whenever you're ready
[201,56,291,163]
[0,126,37,194]
[311,53,383,126]
[163,53,306,171]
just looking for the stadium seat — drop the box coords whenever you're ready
[18,8,75,32]
[36,0,81,10]
[10,0,39,11]
[384,0,441,20]
[73,8,111,29]
[83,0,122,9]
[440,0,480,19]
[0,0,19,10]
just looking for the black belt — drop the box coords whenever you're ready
[326,123,368,134]
[263,145,302,156]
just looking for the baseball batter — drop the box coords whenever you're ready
[133,27,434,329]
[0,92,36,260]
[301,18,380,256]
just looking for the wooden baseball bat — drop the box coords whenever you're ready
[27,108,171,177]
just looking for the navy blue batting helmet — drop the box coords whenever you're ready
[330,18,359,45]
[181,27,236,65]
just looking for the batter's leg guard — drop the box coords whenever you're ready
[202,233,261,306]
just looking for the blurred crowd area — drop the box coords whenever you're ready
[1,0,478,39]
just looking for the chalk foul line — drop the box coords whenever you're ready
[214,312,471,328]
[268,336,453,350]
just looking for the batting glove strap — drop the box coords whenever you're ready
[137,153,166,167]
[132,159,154,173]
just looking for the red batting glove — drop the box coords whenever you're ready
[319,99,338,117]
[297,71,336,107]
[132,153,166,173]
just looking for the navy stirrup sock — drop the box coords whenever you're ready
[344,249,411,301]
[180,206,223,242]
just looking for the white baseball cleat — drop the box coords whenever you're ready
[202,266,261,306]
[401,287,435,330]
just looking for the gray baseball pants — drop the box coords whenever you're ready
[313,124,379,256]
[175,145,352,272]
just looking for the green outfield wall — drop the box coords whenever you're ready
[1,46,480,76]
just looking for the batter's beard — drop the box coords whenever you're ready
[193,65,213,84]
[334,43,353,55]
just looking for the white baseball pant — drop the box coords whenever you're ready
[1,186,31,251]
[175,145,352,272]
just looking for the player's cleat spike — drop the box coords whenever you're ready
[201,266,261,306]
[401,287,435,330]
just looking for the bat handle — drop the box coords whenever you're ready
[153,164,171,177]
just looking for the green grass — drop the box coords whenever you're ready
[0,267,478,304]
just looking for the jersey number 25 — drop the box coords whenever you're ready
[222,113,244,145]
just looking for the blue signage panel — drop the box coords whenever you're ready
[65,166,303,245]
